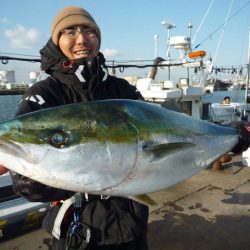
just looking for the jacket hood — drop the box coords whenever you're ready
[40,38,66,74]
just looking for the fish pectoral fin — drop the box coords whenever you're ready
[143,142,195,162]
[130,194,158,206]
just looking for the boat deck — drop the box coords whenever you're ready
[1,155,250,250]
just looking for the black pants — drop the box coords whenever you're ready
[51,234,148,250]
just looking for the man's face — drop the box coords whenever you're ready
[58,25,99,59]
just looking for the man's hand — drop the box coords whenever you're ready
[0,165,8,175]
[230,121,250,154]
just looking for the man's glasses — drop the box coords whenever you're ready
[61,26,96,39]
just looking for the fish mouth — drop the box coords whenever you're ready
[0,139,46,164]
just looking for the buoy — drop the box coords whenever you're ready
[189,50,206,58]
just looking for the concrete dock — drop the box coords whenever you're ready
[1,155,250,250]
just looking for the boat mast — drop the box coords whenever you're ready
[153,34,159,58]
[187,22,193,86]
[161,21,176,80]
[244,28,250,102]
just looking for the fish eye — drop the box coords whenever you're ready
[49,131,67,148]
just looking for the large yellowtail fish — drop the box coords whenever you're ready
[0,100,239,196]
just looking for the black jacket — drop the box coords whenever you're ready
[11,39,144,202]
[11,40,149,248]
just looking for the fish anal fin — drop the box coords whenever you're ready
[130,194,158,206]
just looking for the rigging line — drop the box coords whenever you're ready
[192,0,216,44]
[106,63,184,68]
[0,51,40,58]
[194,0,249,49]
[212,0,234,66]
[0,56,40,63]
[0,55,246,70]
[106,59,153,63]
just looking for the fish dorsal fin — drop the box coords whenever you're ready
[130,194,158,206]
[161,99,181,112]
[143,142,195,162]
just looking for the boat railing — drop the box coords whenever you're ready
[209,102,250,125]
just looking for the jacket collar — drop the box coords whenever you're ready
[39,38,109,89]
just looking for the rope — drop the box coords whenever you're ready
[192,0,216,44]
[0,56,40,63]
[194,0,250,49]
[0,56,247,73]
[212,0,234,65]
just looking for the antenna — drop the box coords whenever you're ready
[153,34,158,58]
[162,21,176,60]
[188,22,193,40]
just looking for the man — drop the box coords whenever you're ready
[0,6,148,250]
[222,96,231,104]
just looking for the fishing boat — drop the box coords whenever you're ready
[134,18,250,127]
[209,30,250,125]
[135,21,213,121]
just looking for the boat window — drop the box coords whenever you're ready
[180,101,192,116]
[202,103,211,120]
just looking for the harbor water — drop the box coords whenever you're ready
[0,95,22,122]
[0,90,247,122]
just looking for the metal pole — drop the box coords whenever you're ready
[154,34,158,58]
[245,28,250,102]
[161,21,176,80]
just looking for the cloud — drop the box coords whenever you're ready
[103,48,121,58]
[4,24,40,49]
[1,17,10,24]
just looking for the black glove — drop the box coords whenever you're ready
[230,121,250,154]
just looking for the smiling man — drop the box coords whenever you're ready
[0,6,148,250]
